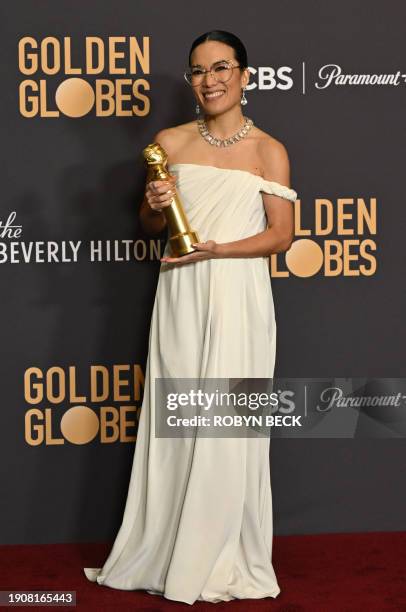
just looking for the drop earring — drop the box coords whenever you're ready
[241,88,248,106]
[195,102,200,114]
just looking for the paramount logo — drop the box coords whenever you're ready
[315,63,406,88]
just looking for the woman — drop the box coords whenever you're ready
[84,30,297,604]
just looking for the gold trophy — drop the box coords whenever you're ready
[142,143,200,257]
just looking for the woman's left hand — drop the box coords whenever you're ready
[160,240,220,265]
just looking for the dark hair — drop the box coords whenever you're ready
[188,30,248,70]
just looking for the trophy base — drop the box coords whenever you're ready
[169,231,200,257]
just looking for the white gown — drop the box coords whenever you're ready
[84,163,298,604]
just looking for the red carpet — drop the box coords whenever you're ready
[0,531,405,611]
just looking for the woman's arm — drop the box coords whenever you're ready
[139,190,168,236]
[216,138,295,258]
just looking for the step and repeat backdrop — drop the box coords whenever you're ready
[1,1,405,544]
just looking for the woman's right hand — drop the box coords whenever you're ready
[145,174,177,213]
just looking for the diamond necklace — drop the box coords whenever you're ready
[197,115,254,147]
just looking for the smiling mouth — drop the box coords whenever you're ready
[203,90,226,100]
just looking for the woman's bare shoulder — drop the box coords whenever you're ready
[251,127,291,181]
[252,127,291,172]
[252,126,289,155]
[152,121,196,156]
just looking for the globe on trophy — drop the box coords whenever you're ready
[142,143,200,257]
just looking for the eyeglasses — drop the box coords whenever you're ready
[184,59,241,87]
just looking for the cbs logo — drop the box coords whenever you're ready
[246,66,294,90]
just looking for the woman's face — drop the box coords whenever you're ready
[189,40,249,116]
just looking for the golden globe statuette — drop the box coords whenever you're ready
[142,143,200,257]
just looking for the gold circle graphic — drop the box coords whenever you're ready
[60,406,99,444]
[285,239,324,277]
[55,78,95,117]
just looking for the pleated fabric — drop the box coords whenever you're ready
[84,163,297,604]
